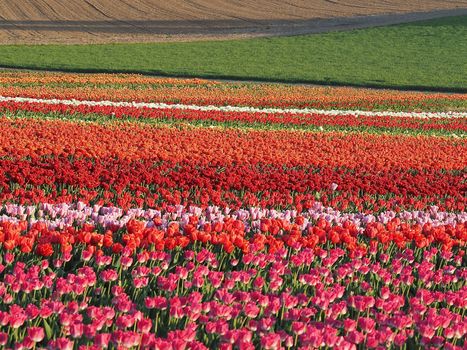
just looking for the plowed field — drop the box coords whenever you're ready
[0,0,466,44]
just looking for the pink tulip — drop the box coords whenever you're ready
[141,333,156,348]
[358,317,375,333]
[366,334,380,348]
[393,332,408,346]
[94,333,111,348]
[244,303,259,318]
[70,323,83,338]
[133,276,149,288]
[81,250,93,262]
[346,330,364,345]
[0,332,7,346]
[419,324,436,339]
[291,321,306,335]
[121,256,133,269]
[116,314,136,329]
[112,294,133,313]
[121,331,140,348]
[27,327,44,342]
[100,269,118,282]
[218,342,232,350]
[137,318,152,334]
[4,253,14,265]
[344,319,357,333]
[53,338,74,350]
[323,329,339,347]
[259,317,275,332]
[170,298,185,319]
[9,309,26,329]
[0,312,9,326]
[260,333,281,350]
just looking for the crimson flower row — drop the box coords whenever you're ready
[0,157,464,212]
[1,101,467,133]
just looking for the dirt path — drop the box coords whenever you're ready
[0,0,466,44]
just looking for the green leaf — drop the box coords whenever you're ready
[43,319,53,339]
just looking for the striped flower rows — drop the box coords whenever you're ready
[1,95,466,119]
[0,204,465,349]
[0,72,465,349]
[1,71,466,112]
[1,98,466,137]
[2,203,465,232]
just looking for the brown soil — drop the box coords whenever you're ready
[0,0,466,45]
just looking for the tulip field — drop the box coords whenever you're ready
[0,72,466,349]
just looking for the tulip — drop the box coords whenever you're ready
[244,303,259,318]
[260,333,281,350]
[0,333,7,346]
[27,327,44,343]
[94,333,111,348]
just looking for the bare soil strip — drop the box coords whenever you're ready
[0,1,466,44]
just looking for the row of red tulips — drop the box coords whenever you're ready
[0,157,464,212]
[1,101,466,133]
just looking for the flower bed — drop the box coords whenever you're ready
[0,72,465,349]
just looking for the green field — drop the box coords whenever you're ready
[0,16,466,91]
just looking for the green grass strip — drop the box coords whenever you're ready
[0,16,466,91]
